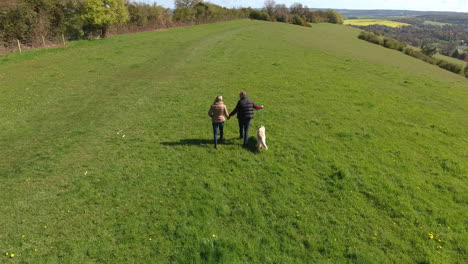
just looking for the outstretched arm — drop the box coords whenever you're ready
[224,105,229,119]
[229,101,240,117]
[253,103,264,110]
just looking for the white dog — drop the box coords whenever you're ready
[257,125,268,151]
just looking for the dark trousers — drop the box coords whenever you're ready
[238,119,251,145]
[212,122,224,145]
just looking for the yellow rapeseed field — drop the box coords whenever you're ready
[344,19,410,28]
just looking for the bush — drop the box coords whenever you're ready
[358,31,382,45]
[436,59,462,74]
[324,10,343,24]
[383,38,406,51]
[290,15,311,27]
[464,64,468,77]
[249,10,270,21]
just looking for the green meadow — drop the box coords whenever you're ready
[0,20,467,263]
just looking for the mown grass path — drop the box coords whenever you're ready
[0,20,467,263]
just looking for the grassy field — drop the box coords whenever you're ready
[423,20,451,26]
[344,19,410,28]
[434,53,467,68]
[0,20,467,263]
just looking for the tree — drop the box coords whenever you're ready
[80,0,129,38]
[175,0,202,8]
[274,4,288,22]
[263,0,275,18]
[451,49,460,58]
[290,2,307,17]
[421,44,437,57]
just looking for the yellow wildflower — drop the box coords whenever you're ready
[428,232,434,239]
[212,234,216,238]
[10,254,15,258]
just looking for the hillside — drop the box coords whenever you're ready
[0,20,467,263]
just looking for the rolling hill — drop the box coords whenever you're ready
[0,20,467,263]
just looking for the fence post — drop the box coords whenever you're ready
[17,39,22,53]
[42,35,46,47]
[62,34,66,45]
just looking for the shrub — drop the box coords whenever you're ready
[358,31,382,45]
[324,10,343,24]
[291,15,305,26]
[464,64,468,77]
[436,60,462,74]
[383,38,406,51]
[249,10,270,21]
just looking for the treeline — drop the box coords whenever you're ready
[250,1,343,27]
[358,31,468,77]
[0,0,250,51]
[418,15,468,25]
[352,23,468,59]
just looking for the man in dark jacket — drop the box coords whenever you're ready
[229,91,263,147]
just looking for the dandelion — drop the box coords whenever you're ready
[10,254,15,258]
[212,234,216,238]
[22,235,26,238]
[5,252,9,256]
[428,232,434,239]
[148,238,152,241]
[437,245,442,249]
[34,249,38,252]
[44,225,48,229]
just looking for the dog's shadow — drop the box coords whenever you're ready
[160,138,235,147]
[244,136,260,153]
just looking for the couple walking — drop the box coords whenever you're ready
[208,91,264,149]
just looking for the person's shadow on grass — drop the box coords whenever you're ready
[243,136,259,153]
[160,138,235,147]
[161,137,260,153]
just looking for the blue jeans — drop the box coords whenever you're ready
[212,122,224,145]
[238,119,251,145]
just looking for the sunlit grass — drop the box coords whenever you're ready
[0,20,466,263]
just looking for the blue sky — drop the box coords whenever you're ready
[142,0,468,12]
